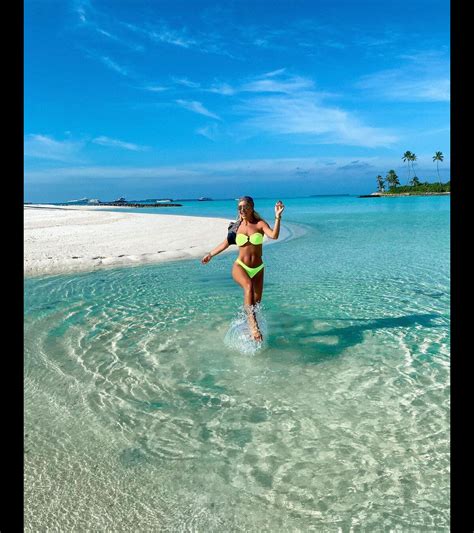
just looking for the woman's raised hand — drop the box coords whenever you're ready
[275,200,285,217]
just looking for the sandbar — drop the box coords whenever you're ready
[24,205,287,278]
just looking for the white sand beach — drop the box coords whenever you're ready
[24,205,286,278]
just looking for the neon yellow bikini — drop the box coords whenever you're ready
[236,232,264,246]
[235,232,264,278]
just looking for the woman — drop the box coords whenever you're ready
[201,196,285,342]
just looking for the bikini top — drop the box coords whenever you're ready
[236,232,264,246]
[227,227,264,246]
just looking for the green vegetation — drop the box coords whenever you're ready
[385,169,400,189]
[376,174,385,192]
[386,181,450,193]
[376,150,449,194]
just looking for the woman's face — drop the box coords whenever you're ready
[238,201,253,217]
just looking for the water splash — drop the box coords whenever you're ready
[224,302,268,355]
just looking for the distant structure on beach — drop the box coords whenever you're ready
[65,197,100,205]
[97,196,183,207]
[66,197,89,204]
[54,196,182,207]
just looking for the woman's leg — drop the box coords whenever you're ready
[232,263,262,341]
[232,262,254,306]
[252,267,264,304]
[250,269,264,341]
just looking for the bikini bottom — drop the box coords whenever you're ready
[235,258,264,279]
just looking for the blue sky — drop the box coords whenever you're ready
[24,0,450,202]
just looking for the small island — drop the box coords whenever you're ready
[359,150,450,197]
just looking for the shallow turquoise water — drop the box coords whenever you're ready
[24,196,450,531]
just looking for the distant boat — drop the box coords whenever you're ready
[155,199,173,203]
[198,197,213,201]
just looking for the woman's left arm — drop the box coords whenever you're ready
[259,218,280,239]
[259,201,285,239]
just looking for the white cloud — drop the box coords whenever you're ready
[74,0,89,23]
[25,165,201,182]
[203,72,318,97]
[95,27,145,52]
[236,93,398,148]
[99,56,129,76]
[171,70,398,147]
[175,100,221,120]
[92,136,149,151]
[73,1,144,52]
[143,85,168,92]
[79,47,132,77]
[207,83,237,95]
[114,17,237,58]
[196,124,220,141]
[241,75,314,94]
[172,77,201,88]
[260,68,287,78]
[355,32,401,48]
[356,51,450,102]
[28,155,444,184]
[96,28,113,38]
[149,28,197,48]
[24,134,85,162]
[357,71,449,102]
[122,22,198,49]
[76,8,87,23]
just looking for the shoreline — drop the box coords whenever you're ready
[360,192,450,198]
[380,192,450,197]
[24,205,290,278]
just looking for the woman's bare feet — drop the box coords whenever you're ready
[252,327,263,342]
[244,304,263,342]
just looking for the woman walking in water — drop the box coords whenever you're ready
[201,196,285,342]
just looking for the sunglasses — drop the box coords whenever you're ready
[238,204,251,210]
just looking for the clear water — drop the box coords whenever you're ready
[24,196,450,531]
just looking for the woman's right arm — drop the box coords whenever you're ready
[201,239,230,264]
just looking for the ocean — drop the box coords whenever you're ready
[24,195,450,531]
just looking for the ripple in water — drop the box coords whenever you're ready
[223,303,268,355]
[24,197,450,531]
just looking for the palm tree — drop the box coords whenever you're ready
[386,169,400,190]
[410,153,417,179]
[433,151,444,182]
[376,174,385,192]
[402,151,413,183]
[410,176,421,187]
